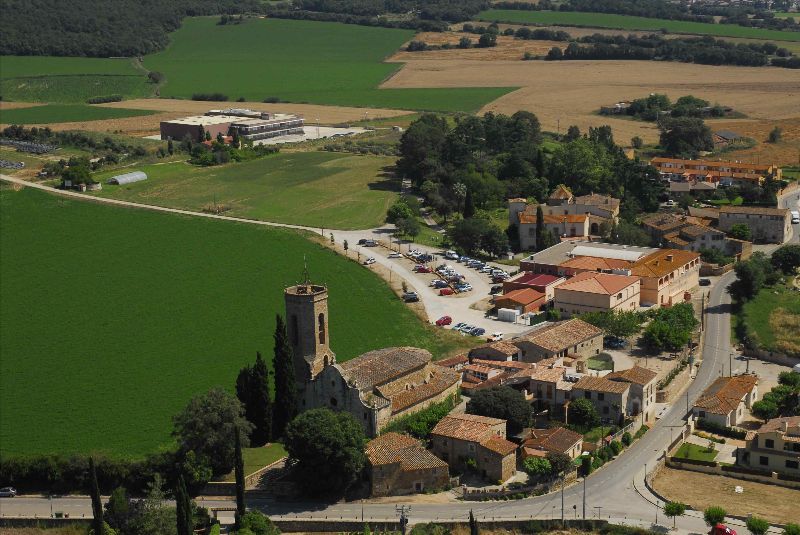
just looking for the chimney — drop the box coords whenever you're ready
[782,420,789,433]
[666,254,674,262]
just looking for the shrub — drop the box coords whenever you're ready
[581,455,593,476]
[610,440,623,455]
[746,516,769,535]
[381,394,459,439]
[191,93,229,102]
[783,523,800,535]
[703,506,727,527]
[621,432,632,447]
[696,418,746,439]
[86,95,123,104]
[635,425,649,439]
[522,457,551,479]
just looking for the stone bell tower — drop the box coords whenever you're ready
[283,264,335,389]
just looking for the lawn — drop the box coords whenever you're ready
[221,443,287,481]
[143,17,513,112]
[737,280,800,356]
[91,152,398,230]
[586,353,614,371]
[0,186,464,458]
[0,104,156,124]
[0,56,153,103]
[674,442,717,461]
[478,10,800,42]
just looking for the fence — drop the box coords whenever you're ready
[665,457,800,489]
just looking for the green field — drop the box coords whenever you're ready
[479,9,800,42]
[0,186,466,458]
[222,443,287,481]
[0,56,153,104]
[773,12,800,18]
[0,104,156,124]
[737,281,800,354]
[92,152,397,229]
[143,17,512,112]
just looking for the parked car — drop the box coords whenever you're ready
[456,283,473,292]
[402,291,419,303]
[388,252,402,258]
[604,336,626,349]
[487,332,504,342]
[492,275,508,283]
[699,278,711,286]
[418,254,434,263]
[357,238,368,245]
[480,266,494,273]
[445,250,460,260]
[414,265,432,273]
[363,257,376,265]
[363,240,378,247]
[0,487,16,498]
[435,316,453,326]
[489,285,503,294]
[439,288,454,296]
[458,256,470,263]
[452,322,467,331]
[432,280,449,289]
[459,324,476,333]
[469,327,486,337]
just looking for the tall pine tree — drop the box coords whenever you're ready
[174,473,192,535]
[272,314,298,438]
[463,188,475,218]
[236,352,273,446]
[89,457,103,535]
[234,427,246,520]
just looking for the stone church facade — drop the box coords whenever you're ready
[285,281,461,437]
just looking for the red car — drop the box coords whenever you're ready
[439,288,454,296]
[414,265,432,273]
[435,316,452,326]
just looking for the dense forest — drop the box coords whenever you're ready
[0,0,263,56]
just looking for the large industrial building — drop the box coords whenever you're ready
[160,108,304,142]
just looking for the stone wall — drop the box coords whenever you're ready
[743,347,800,366]
[370,464,449,497]
[665,458,800,489]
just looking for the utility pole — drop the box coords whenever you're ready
[730,352,734,377]
[594,506,602,519]
[583,477,586,520]
[396,505,410,535]
[561,475,565,525]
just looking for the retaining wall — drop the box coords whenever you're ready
[666,458,800,489]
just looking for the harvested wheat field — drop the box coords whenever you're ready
[0,101,45,111]
[707,117,800,166]
[383,60,800,143]
[393,32,561,61]
[653,466,798,524]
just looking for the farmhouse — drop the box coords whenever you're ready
[512,318,603,363]
[650,157,781,187]
[641,213,751,260]
[718,205,793,244]
[553,271,641,317]
[692,374,759,427]
[606,366,658,423]
[430,414,518,483]
[738,416,800,475]
[286,279,460,437]
[366,432,449,497]
[571,376,631,425]
[160,109,304,142]
[521,426,583,460]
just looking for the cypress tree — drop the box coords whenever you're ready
[89,457,103,535]
[535,204,545,251]
[463,188,475,218]
[272,314,298,438]
[469,509,479,535]
[175,473,192,535]
[251,352,273,445]
[234,427,246,520]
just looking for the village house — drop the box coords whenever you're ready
[494,288,547,314]
[502,272,566,301]
[469,341,523,362]
[526,365,573,414]
[520,426,584,460]
[606,366,658,423]
[738,416,800,475]
[553,271,641,317]
[692,374,759,427]
[435,354,468,371]
[629,248,700,307]
[285,280,460,437]
[571,376,631,425]
[511,318,604,363]
[650,157,781,187]
[430,414,518,483]
[365,432,449,497]
[718,205,793,244]
[641,213,751,260]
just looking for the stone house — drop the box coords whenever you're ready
[553,271,641,317]
[521,426,584,460]
[629,249,701,307]
[738,416,800,475]
[502,272,566,301]
[469,341,523,362]
[692,374,759,427]
[430,414,518,483]
[606,366,658,424]
[511,318,604,363]
[641,213,750,260]
[571,376,631,425]
[718,206,793,244]
[286,281,460,437]
[526,366,572,414]
[365,432,449,497]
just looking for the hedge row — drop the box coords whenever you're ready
[696,418,747,439]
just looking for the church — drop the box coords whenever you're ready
[284,279,461,437]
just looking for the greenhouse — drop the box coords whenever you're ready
[107,171,147,185]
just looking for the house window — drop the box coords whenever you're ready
[468,443,476,452]
[415,482,423,491]
[598,393,605,401]
[759,456,769,466]
[584,392,591,399]
[786,460,799,470]
[318,313,326,345]
[330,397,338,407]
[602,406,609,414]
[765,439,774,449]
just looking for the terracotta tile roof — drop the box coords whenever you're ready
[664,233,690,247]
[641,213,685,232]
[695,374,758,415]
[496,288,546,306]
[480,435,518,456]
[518,213,588,225]
[529,366,567,383]
[573,194,620,210]
[507,272,562,287]
[515,319,603,353]
[559,256,632,271]
[508,197,528,203]
[630,249,700,278]
[471,341,521,357]
[606,366,657,386]
[465,364,496,375]
[435,354,468,368]
[549,185,573,200]
[719,206,789,216]
[471,359,531,371]
[649,157,774,173]
[341,347,430,390]
[755,416,800,435]
[554,271,639,295]
[573,376,630,395]
[390,367,460,414]
[522,427,583,455]
[366,432,448,471]
[431,413,505,443]
[679,224,720,238]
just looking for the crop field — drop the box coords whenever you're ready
[91,152,397,230]
[143,17,512,112]
[0,56,152,104]
[0,186,459,458]
[0,104,157,124]
[478,10,800,41]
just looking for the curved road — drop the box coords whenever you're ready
[0,176,777,532]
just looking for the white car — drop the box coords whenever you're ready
[363,257,376,265]
[445,250,460,260]
[487,332,504,342]
[388,252,402,258]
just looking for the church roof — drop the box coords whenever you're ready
[340,347,431,390]
[390,367,460,414]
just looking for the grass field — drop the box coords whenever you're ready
[143,17,512,112]
[222,443,287,481]
[0,104,156,124]
[0,56,153,104]
[91,152,398,230]
[478,10,800,41]
[738,280,800,356]
[0,186,464,458]
[674,442,717,462]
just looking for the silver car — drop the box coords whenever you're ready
[0,487,17,497]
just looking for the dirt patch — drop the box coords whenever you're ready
[0,101,45,111]
[97,98,413,124]
[770,307,800,355]
[652,466,798,524]
[392,32,561,61]
[21,111,186,136]
[707,117,800,166]
[382,59,800,144]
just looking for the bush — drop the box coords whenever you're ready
[621,432,632,446]
[581,455,593,477]
[191,93,229,102]
[746,516,770,535]
[522,457,551,479]
[635,425,649,440]
[609,440,623,455]
[382,394,459,439]
[696,418,746,439]
[783,523,800,535]
[86,95,123,104]
[703,506,727,527]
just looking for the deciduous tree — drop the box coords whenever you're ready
[663,502,686,529]
[466,386,531,433]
